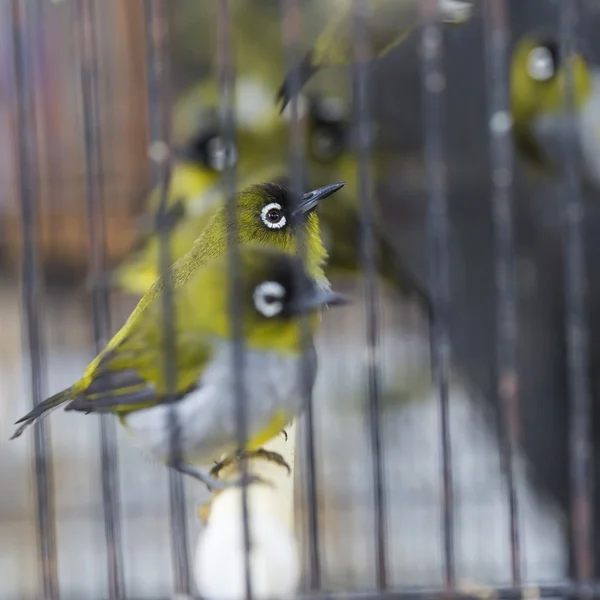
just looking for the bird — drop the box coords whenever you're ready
[510,34,600,190]
[72,179,346,392]
[109,77,291,296]
[276,0,474,111]
[108,126,235,295]
[306,94,432,311]
[10,245,349,490]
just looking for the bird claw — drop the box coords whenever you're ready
[205,472,266,493]
[170,460,264,491]
[210,448,291,479]
[281,429,288,441]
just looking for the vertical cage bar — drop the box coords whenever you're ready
[483,0,521,585]
[558,0,594,582]
[144,0,191,594]
[75,0,125,596]
[10,0,59,597]
[418,0,455,588]
[215,2,253,599]
[351,0,388,589]
[280,0,322,589]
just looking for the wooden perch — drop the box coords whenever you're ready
[194,423,300,600]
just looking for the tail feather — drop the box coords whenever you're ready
[276,50,319,113]
[10,388,73,440]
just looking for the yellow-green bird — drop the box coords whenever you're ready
[511,34,600,189]
[111,127,235,294]
[277,0,474,110]
[306,95,431,311]
[12,245,348,489]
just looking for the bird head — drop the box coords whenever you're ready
[201,180,345,284]
[510,35,593,132]
[206,245,349,351]
[244,245,348,319]
[307,95,350,164]
[176,125,239,174]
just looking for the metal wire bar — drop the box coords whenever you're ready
[280,0,322,589]
[418,0,455,588]
[143,1,191,594]
[558,0,594,582]
[482,0,521,585]
[164,580,600,600]
[75,0,124,596]
[10,0,59,597]
[215,3,253,599]
[351,0,387,589]
[294,581,600,600]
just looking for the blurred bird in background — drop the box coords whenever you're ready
[277,0,474,110]
[109,78,291,295]
[367,0,600,583]
[511,33,600,192]
[306,94,432,311]
[109,0,293,296]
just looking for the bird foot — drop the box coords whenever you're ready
[170,460,264,491]
[210,448,291,479]
[281,428,288,441]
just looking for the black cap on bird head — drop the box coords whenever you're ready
[248,248,349,319]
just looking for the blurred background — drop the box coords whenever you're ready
[1,0,598,598]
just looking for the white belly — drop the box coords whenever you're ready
[122,344,303,465]
[532,72,600,189]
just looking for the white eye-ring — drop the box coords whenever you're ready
[527,47,555,82]
[260,202,287,229]
[253,281,286,317]
[207,136,238,172]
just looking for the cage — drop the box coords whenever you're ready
[0,0,597,599]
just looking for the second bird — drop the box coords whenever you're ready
[11,245,348,489]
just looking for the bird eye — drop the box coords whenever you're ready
[527,47,556,82]
[253,281,286,317]
[260,202,287,229]
[206,136,237,172]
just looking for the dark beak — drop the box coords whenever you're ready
[293,287,349,314]
[291,182,345,217]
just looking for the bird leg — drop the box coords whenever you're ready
[210,448,291,479]
[169,459,263,491]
